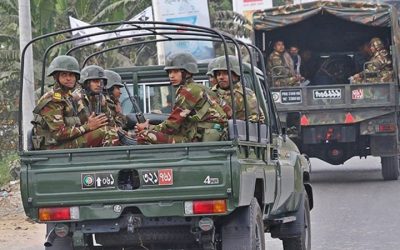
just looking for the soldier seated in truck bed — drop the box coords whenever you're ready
[135,52,229,144]
[31,56,121,150]
[350,37,394,84]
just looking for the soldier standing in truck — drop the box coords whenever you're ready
[267,40,301,87]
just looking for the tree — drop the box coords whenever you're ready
[0,0,153,156]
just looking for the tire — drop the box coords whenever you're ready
[381,156,400,181]
[221,198,265,250]
[282,192,311,250]
[45,223,73,250]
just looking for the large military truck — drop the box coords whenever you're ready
[253,1,400,180]
[19,22,312,249]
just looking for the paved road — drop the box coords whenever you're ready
[266,156,400,250]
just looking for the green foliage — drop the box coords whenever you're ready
[0,153,18,187]
[209,0,232,16]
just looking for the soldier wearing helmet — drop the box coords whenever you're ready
[79,65,116,126]
[31,56,119,149]
[103,70,127,128]
[211,55,264,123]
[351,37,393,84]
[206,58,218,86]
[135,52,229,144]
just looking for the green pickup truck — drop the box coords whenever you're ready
[253,1,400,180]
[19,22,312,250]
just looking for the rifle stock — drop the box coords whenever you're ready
[95,94,102,115]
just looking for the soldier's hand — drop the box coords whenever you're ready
[115,103,122,113]
[353,74,361,81]
[134,119,150,133]
[87,113,108,131]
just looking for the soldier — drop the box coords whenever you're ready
[104,70,127,128]
[351,37,393,84]
[207,58,218,87]
[135,52,228,144]
[211,55,264,123]
[31,55,120,150]
[79,65,115,126]
[267,40,301,87]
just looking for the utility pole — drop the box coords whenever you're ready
[18,0,35,151]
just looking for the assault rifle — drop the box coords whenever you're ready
[123,82,146,123]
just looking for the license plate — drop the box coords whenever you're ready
[141,169,173,186]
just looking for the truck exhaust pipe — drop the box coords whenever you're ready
[44,227,56,247]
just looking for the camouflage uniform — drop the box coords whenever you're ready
[104,70,127,128]
[267,51,299,87]
[105,95,127,128]
[211,83,263,123]
[32,83,120,150]
[79,65,118,128]
[31,57,120,150]
[137,53,228,144]
[211,56,264,123]
[352,37,393,84]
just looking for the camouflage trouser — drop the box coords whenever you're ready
[45,126,120,149]
[136,126,197,144]
[353,70,394,84]
[136,130,191,144]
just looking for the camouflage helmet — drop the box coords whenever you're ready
[212,55,241,77]
[47,55,80,77]
[164,52,199,74]
[370,37,384,51]
[206,58,217,77]
[80,65,107,84]
[104,70,124,90]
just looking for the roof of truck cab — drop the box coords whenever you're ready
[253,1,397,31]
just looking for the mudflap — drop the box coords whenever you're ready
[270,191,307,239]
[370,134,398,156]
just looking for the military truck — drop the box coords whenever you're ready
[19,22,312,249]
[253,1,400,180]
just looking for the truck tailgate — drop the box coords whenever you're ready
[21,142,234,218]
[272,83,396,125]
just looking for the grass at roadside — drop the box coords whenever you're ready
[0,153,19,187]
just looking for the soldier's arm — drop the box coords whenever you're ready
[153,87,200,133]
[41,102,89,141]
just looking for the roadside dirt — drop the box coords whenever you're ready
[0,181,45,250]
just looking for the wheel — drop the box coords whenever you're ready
[282,192,311,250]
[221,198,265,250]
[381,156,400,180]
[45,223,73,250]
